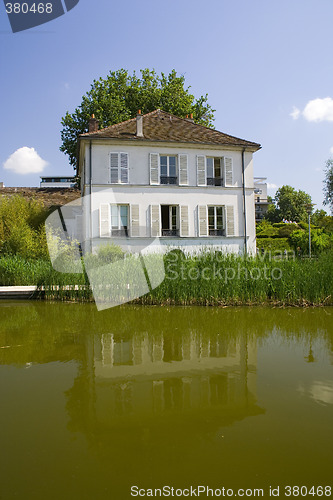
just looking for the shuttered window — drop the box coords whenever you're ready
[130,204,140,237]
[180,205,189,237]
[99,204,111,238]
[198,156,233,187]
[110,152,129,184]
[178,154,188,185]
[150,205,160,237]
[226,205,235,236]
[224,157,233,186]
[110,204,129,236]
[208,206,225,236]
[197,155,206,186]
[198,205,208,236]
[150,153,159,185]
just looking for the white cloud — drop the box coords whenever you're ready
[303,97,333,122]
[330,146,333,155]
[290,97,333,122]
[267,183,278,189]
[290,106,300,120]
[3,147,48,175]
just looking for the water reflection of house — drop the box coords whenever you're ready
[78,331,261,427]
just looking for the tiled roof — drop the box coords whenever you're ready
[80,109,261,150]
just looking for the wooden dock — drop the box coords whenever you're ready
[0,286,37,299]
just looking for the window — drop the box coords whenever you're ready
[110,152,129,184]
[206,157,223,186]
[111,205,129,236]
[208,206,225,236]
[197,155,233,187]
[161,205,179,236]
[160,156,177,184]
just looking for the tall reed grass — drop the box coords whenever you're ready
[140,250,333,306]
[0,251,332,306]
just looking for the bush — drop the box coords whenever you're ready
[0,195,49,258]
[256,220,279,238]
[277,223,299,238]
[256,237,291,253]
[96,243,125,263]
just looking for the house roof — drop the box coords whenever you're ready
[80,109,261,151]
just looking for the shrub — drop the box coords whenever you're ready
[0,195,49,258]
[96,243,125,263]
[256,237,291,253]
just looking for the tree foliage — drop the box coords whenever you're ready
[60,68,216,169]
[323,158,333,213]
[265,185,312,223]
[0,196,48,258]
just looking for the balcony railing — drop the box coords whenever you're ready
[160,176,178,185]
[111,228,128,237]
[161,229,180,237]
[207,177,223,186]
[208,229,225,237]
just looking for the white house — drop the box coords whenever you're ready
[78,109,261,255]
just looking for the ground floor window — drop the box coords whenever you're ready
[111,204,129,236]
[208,206,225,236]
[161,205,179,236]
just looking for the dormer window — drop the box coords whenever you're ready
[160,156,177,185]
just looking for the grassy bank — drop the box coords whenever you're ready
[0,251,332,306]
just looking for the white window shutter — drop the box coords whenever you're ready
[198,205,208,236]
[226,205,235,236]
[110,153,119,183]
[178,154,188,185]
[150,205,160,237]
[120,152,129,183]
[197,155,206,186]
[150,153,159,185]
[130,204,140,237]
[180,205,189,237]
[224,157,233,186]
[99,204,110,238]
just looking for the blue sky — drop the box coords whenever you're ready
[1,0,333,210]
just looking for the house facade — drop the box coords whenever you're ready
[78,110,261,255]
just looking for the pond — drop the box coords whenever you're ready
[0,303,332,499]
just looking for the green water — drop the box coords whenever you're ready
[0,303,332,499]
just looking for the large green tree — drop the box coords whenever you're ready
[323,158,333,213]
[60,69,215,169]
[265,185,312,223]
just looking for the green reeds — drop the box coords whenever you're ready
[0,251,332,306]
[142,250,333,306]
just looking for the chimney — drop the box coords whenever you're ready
[136,110,143,137]
[88,114,99,133]
[185,113,194,123]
